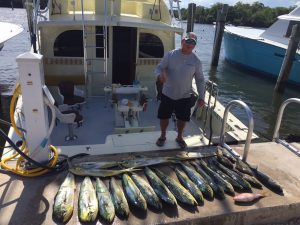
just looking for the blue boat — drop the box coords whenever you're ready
[223,7,300,86]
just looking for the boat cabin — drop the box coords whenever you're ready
[36,0,183,97]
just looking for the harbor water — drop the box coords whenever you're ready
[0,7,299,143]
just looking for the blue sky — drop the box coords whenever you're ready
[180,0,300,8]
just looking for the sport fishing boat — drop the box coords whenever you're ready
[0,21,23,51]
[223,7,300,86]
[1,0,300,225]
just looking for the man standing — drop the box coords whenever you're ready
[154,32,205,148]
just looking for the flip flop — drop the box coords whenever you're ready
[156,137,166,147]
[176,138,187,149]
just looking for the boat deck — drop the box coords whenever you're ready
[1,141,300,225]
[50,96,207,151]
[49,92,256,156]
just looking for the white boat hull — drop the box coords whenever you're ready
[0,22,23,50]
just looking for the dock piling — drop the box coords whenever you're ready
[274,24,300,93]
[211,4,228,67]
[186,3,196,32]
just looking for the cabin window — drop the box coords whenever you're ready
[96,26,109,58]
[53,30,83,57]
[139,33,164,58]
[285,21,300,38]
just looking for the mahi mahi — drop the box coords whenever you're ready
[144,167,177,205]
[173,166,204,204]
[180,162,214,200]
[131,172,162,210]
[191,161,225,199]
[110,177,130,217]
[198,160,235,196]
[78,177,99,222]
[122,173,147,210]
[53,173,76,223]
[69,166,139,177]
[95,178,115,223]
[152,168,197,206]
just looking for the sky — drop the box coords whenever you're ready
[180,0,300,8]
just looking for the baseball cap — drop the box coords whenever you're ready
[184,32,197,45]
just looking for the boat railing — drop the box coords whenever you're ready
[203,80,218,138]
[169,0,182,28]
[219,100,254,162]
[272,98,300,156]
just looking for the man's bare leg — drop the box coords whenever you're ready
[176,119,186,140]
[159,119,169,139]
[176,120,187,148]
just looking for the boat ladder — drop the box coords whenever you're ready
[80,0,108,96]
[273,98,300,156]
[169,0,182,27]
[219,100,254,162]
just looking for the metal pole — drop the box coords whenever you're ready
[274,24,300,93]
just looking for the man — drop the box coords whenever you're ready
[154,32,205,148]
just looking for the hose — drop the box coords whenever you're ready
[0,83,61,177]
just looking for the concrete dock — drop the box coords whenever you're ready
[1,141,300,225]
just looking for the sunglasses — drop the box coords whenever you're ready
[185,39,196,46]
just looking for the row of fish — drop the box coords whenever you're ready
[53,149,284,223]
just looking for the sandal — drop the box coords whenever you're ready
[156,137,166,147]
[176,138,187,149]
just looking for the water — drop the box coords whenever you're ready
[0,8,31,94]
[0,8,299,141]
[191,24,300,141]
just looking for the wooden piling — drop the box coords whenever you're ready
[186,3,196,33]
[274,24,300,93]
[211,4,228,67]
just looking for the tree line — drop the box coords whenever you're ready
[1,0,295,28]
[181,1,295,28]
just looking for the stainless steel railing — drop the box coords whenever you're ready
[273,98,300,156]
[219,100,254,162]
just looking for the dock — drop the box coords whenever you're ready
[1,141,300,225]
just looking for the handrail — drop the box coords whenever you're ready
[219,100,254,162]
[273,98,300,140]
[272,98,300,156]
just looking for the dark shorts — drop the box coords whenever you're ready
[158,94,192,122]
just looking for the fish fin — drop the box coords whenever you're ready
[261,190,270,197]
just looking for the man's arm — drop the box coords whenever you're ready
[154,53,169,83]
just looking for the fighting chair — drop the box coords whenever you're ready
[54,104,83,141]
[58,81,86,109]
